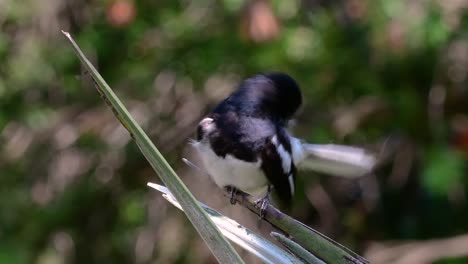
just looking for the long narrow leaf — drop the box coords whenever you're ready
[62,31,244,264]
[271,232,324,264]
[147,182,304,264]
[227,188,369,264]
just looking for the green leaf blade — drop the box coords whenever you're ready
[62,30,244,264]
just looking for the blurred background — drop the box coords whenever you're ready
[1,0,468,263]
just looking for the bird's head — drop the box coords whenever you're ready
[234,73,302,121]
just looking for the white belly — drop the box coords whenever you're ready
[193,142,269,198]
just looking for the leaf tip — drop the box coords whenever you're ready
[147,182,158,189]
[61,30,71,39]
[147,182,171,195]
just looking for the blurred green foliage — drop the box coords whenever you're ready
[0,0,467,263]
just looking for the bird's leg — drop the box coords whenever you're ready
[255,185,272,218]
[230,188,237,205]
[224,186,238,205]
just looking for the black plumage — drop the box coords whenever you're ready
[195,73,302,205]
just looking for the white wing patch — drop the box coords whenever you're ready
[288,174,295,195]
[271,136,292,174]
[272,135,295,195]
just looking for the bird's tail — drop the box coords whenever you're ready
[292,139,376,177]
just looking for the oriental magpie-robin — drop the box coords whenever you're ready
[192,73,375,207]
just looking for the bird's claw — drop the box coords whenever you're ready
[255,196,270,218]
[225,186,238,205]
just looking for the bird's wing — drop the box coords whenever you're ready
[260,136,296,205]
[291,138,376,178]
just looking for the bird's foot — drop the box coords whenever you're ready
[224,186,239,205]
[255,185,272,218]
[255,196,270,218]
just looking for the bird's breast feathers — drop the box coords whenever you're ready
[193,140,270,197]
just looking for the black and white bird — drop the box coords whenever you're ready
[192,73,375,207]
